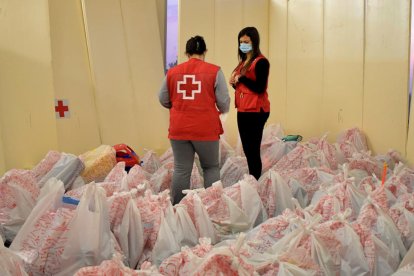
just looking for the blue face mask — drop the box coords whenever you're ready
[239,43,252,53]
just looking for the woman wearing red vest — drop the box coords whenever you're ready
[230,27,270,180]
[159,36,230,204]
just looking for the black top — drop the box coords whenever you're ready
[238,58,269,94]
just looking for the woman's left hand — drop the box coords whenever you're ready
[234,74,241,83]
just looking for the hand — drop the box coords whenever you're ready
[234,74,241,83]
[229,74,241,85]
[229,72,236,85]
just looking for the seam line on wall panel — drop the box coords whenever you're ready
[267,0,270,57]
[47,0,60,150]
[80,0,103,145]
[321,0,325,135]
[119,0,141,143]
[213,0,215,63]
[242,0,244,26]
[361,0,366,131]
[405,0,412,157]
[163,0,167,69]
[177,0,182,64]
[285,0,289,125]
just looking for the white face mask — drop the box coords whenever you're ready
[239,43,252,53]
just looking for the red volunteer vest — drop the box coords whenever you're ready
[234,55,270,112]
[167,58,223,140]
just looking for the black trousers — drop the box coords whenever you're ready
[237,111,270,180]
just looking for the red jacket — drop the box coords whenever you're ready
[234,55,270,112]
[167,58,223,140]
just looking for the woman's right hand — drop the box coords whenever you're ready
[229,72,236,85]
[229,72,239,86]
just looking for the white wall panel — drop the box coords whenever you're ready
[286,0,324,139]
[407,95,414,166]
[268,0,288,127]
[363,0,410,154]
[214,0,243,145]
[82,0,140,148]
[243,0,269,55]
[179,0,215,64]
[155,0,166,64]
[0,125,5,175]
[322,0,364,141]
[49,0,101,155]
[81,0,168,155]
[120,0,169,154]
[0,0,58,171]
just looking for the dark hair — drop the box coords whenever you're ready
[185,35,207,55]
[237,27,262,69]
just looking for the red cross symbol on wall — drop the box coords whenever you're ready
[177,74,201,100]
[55,99,70,118]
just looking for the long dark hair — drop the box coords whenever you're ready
[237,27,261,72]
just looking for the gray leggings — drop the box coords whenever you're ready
[170,139,220,204]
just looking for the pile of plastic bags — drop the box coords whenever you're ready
[1,125,414,275]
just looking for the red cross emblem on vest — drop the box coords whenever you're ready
[177,74,201,100]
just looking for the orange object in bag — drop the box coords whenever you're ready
[113,144,140,171]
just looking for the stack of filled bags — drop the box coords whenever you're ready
[157,127,413,275]
[1,124,414,275]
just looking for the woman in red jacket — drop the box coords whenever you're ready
[230,27,270,180]
[159,36,230,204]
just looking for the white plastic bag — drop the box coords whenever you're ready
[38,153,84,190]
[141,149,161,174]
[219,137,234,168]
[240,177,267,227]
[221,193,250,234]
[331,210,370,276]
[278,262,316,276]
[152,211,181,266]
[261,138,296,173]
[371,234,400,276]
[118,197,144,269]
[220,156,248,187]
[174,204,199,247]
[399,241,414,269]
[0,169,39,242]
[258,170,295,217]
[10,177,65,252]
[0,238,28,276]
[10,178,70,274]
[57,183,114,275]
[310,231,341,275]
[192,192,217,244]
